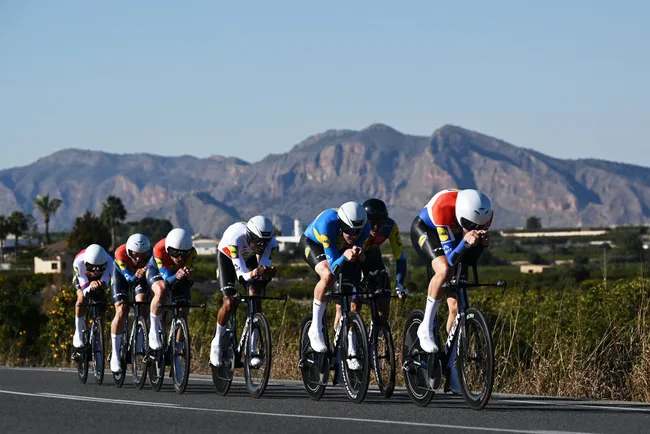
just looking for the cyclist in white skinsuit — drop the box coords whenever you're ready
[210,216,279,368]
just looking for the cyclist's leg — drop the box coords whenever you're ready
[212,252,239,366]
[410,216,452,353]
[145,256,166,350]
[247,271,268,367]
[300,234,333,352]
[110,268,129,372]
[73,277,87,349]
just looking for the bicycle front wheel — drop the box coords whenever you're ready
[298,313,329,401]
[401,310,434,407]
[90,318,105,385]
[244,313,272,398]
[371,319,396,398]
[131,316,148,389]
[212,320,235,396]
[112,329,128,388]
[341,311,370,403]
[171,318,191,394]
[77,327,89,384]
[148,327,166,392]
[457,307,494,410]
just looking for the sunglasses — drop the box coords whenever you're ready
[459,217,489,231]
[168,247,191,258]
[341,226,362,236]
[86,263,106,273]
[369,218,387,228]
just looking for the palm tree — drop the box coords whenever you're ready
[8,211,29,259]
[100,195,127,251]
[0,215,8,265]
[33,194,63,244]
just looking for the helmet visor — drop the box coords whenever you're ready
[85,263,106,273]
[459,217,489,231]
[167,247,191,258]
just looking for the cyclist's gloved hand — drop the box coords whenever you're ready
[396,282,408,299]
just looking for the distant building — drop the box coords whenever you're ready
[520,264,555,274]
[502,230,608,238]
[193,238,219,256]
[33,240,75,278]
[276,220,302,252]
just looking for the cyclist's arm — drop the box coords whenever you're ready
[99,262,112,287]
[258,238,278,267]
[116,259,138,283]
[387,222,407,285]
[156,256,176,285]
[73,262,90,291]
[184,249,197,269]
[228,242,257,282]
[318,222,347,275]
[438,225,468,266]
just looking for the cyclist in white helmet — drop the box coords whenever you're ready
[298,201,370,370]
[145,228,197,359]
[410,188,493,392]
[210,216,278,368]
[71,244,113,354]
[109,233,152,373]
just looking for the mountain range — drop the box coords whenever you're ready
[2,123,649,236]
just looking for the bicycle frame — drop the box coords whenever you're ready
[229,294,287,360]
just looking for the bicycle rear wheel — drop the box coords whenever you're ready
[371,319,396,398]
[148,327,166,391]
[457,307,494,410]
[90,318,105,385]
[341,311,370,403]
[171,318,191,394]
[112,328,128,388]
[77,328,89,384]
[131,316,148,389]
[298,313,329,401]
[244,313,272,398]
[402,310,434,407]
[212,320,235,396]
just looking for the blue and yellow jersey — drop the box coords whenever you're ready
[362,218,407,284]
[304,208,371,273]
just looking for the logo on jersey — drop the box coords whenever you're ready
[304,247,311,259]
[437,227,450,242]
[314,229,330,248]
[418,233,428,247]
[227,245,238,258]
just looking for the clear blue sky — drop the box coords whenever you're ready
[1,0,648,170]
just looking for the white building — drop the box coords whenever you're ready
[276,220,302,252]
[193,238,219,256]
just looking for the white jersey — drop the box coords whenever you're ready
[217,222,278,282]
[73,248,114,293]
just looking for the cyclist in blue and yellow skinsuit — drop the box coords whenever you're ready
[298,201,370,367]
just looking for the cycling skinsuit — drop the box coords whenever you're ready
[72,248,113,294]
[145,238,197,304]
[361,217,407,292]
[112,243,152,304]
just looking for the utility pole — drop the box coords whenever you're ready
[602,246,608,290]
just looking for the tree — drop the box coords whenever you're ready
[527,251,546,265]
[100,196,127,251]
[8,211,30,259]
[525,216,542,231]
[33,194,63,244]
[0,215,8,265]
[67,211,111,252]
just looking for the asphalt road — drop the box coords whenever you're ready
[1,367,650,434]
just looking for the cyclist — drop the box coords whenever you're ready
[146,228,197,378]
[410,188,493,390]
[72,244,113,353]
[210,216,278,368]
[360,198,408,318]
[298,201,370,370]
[109,233,152,374]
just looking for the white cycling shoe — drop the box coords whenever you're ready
[417,323,439,354]
[110,352,122,373]
[73,331,84,349]
[210,336,222,367]
[308,325,328,353]
[148,327,162,351]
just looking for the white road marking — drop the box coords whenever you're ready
[0,389,594,434]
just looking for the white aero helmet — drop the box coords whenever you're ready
[126,233,151,258]
[165,228,193,255]
[84,244,108,269]
[337,201,368,234]
[455,189,494,231]
[246,215,274,246]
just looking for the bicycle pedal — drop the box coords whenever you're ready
[298,357,309,371]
